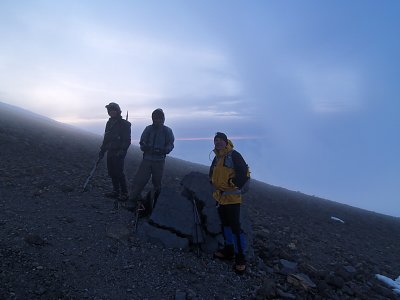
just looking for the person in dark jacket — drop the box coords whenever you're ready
[128,108,174,208]
[209,132,249,274]
[99,102,131,201]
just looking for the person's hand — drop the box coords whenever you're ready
[213,189,222,199]
[98,150,105,159]
[153,148,163,154]
[140,144,151,152]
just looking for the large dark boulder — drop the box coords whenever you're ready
[140,172,253,257]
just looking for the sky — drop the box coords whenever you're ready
[1,0,399,217]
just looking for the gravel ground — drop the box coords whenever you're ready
[1,102,400,299]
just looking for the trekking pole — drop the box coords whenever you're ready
[82,157,102,192]
[192,198,199,257]
[133,201,145,233]
[191,196,204,257]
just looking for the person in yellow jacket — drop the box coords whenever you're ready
[209,132,249,274]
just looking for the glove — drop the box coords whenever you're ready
[98,150,105,159]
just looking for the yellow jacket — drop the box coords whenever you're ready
[210,140,242,205]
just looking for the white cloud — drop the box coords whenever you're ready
[166,107,244,120]
[0,16,246,123]
[72,23,244,98]
[297,65,362,113]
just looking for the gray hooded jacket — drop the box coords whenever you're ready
[139,124,174,161]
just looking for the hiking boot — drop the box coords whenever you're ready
[139,192,154,217]
[119,193,129,202]
[105,191,119,199]
[233,261,247,275]
[233,255,247,275]
[124,195,142,212]
[124,199,136,212]
[213,245,235,261]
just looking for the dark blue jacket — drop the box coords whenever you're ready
[100,116,131,153]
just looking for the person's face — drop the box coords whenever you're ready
[214,137,227,150]
[152,118,164,126]
[108,109,118,118]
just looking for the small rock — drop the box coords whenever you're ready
[279,259,298,275]
[301,263,320,278]
[34,286,47,295]
[342,284,355,296]
[256,279,276,298]
[344,265,357,273]
[287,273,316,290]
[106,224,130,243]
[371,283,396,299]
[65,217,75,223]
[24,234,46,246]
[277,289,296,299]
[175,290,187,300]
[327,274,345,289]
[336,265,357,281]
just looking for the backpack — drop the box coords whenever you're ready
[241,166,251,194]
[224,151,251,194]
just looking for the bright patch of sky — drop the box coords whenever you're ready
[1,0,399,217]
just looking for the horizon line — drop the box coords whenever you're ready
[175,136,265,141]
[130,136,264,143]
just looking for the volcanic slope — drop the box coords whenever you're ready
[1,102,399,299]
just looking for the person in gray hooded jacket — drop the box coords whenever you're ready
[129,108,174,207]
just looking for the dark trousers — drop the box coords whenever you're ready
[130,159,165,200]
[107,151,128,194]
[218,203,246,261]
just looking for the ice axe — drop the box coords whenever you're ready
[82,157,102,192]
